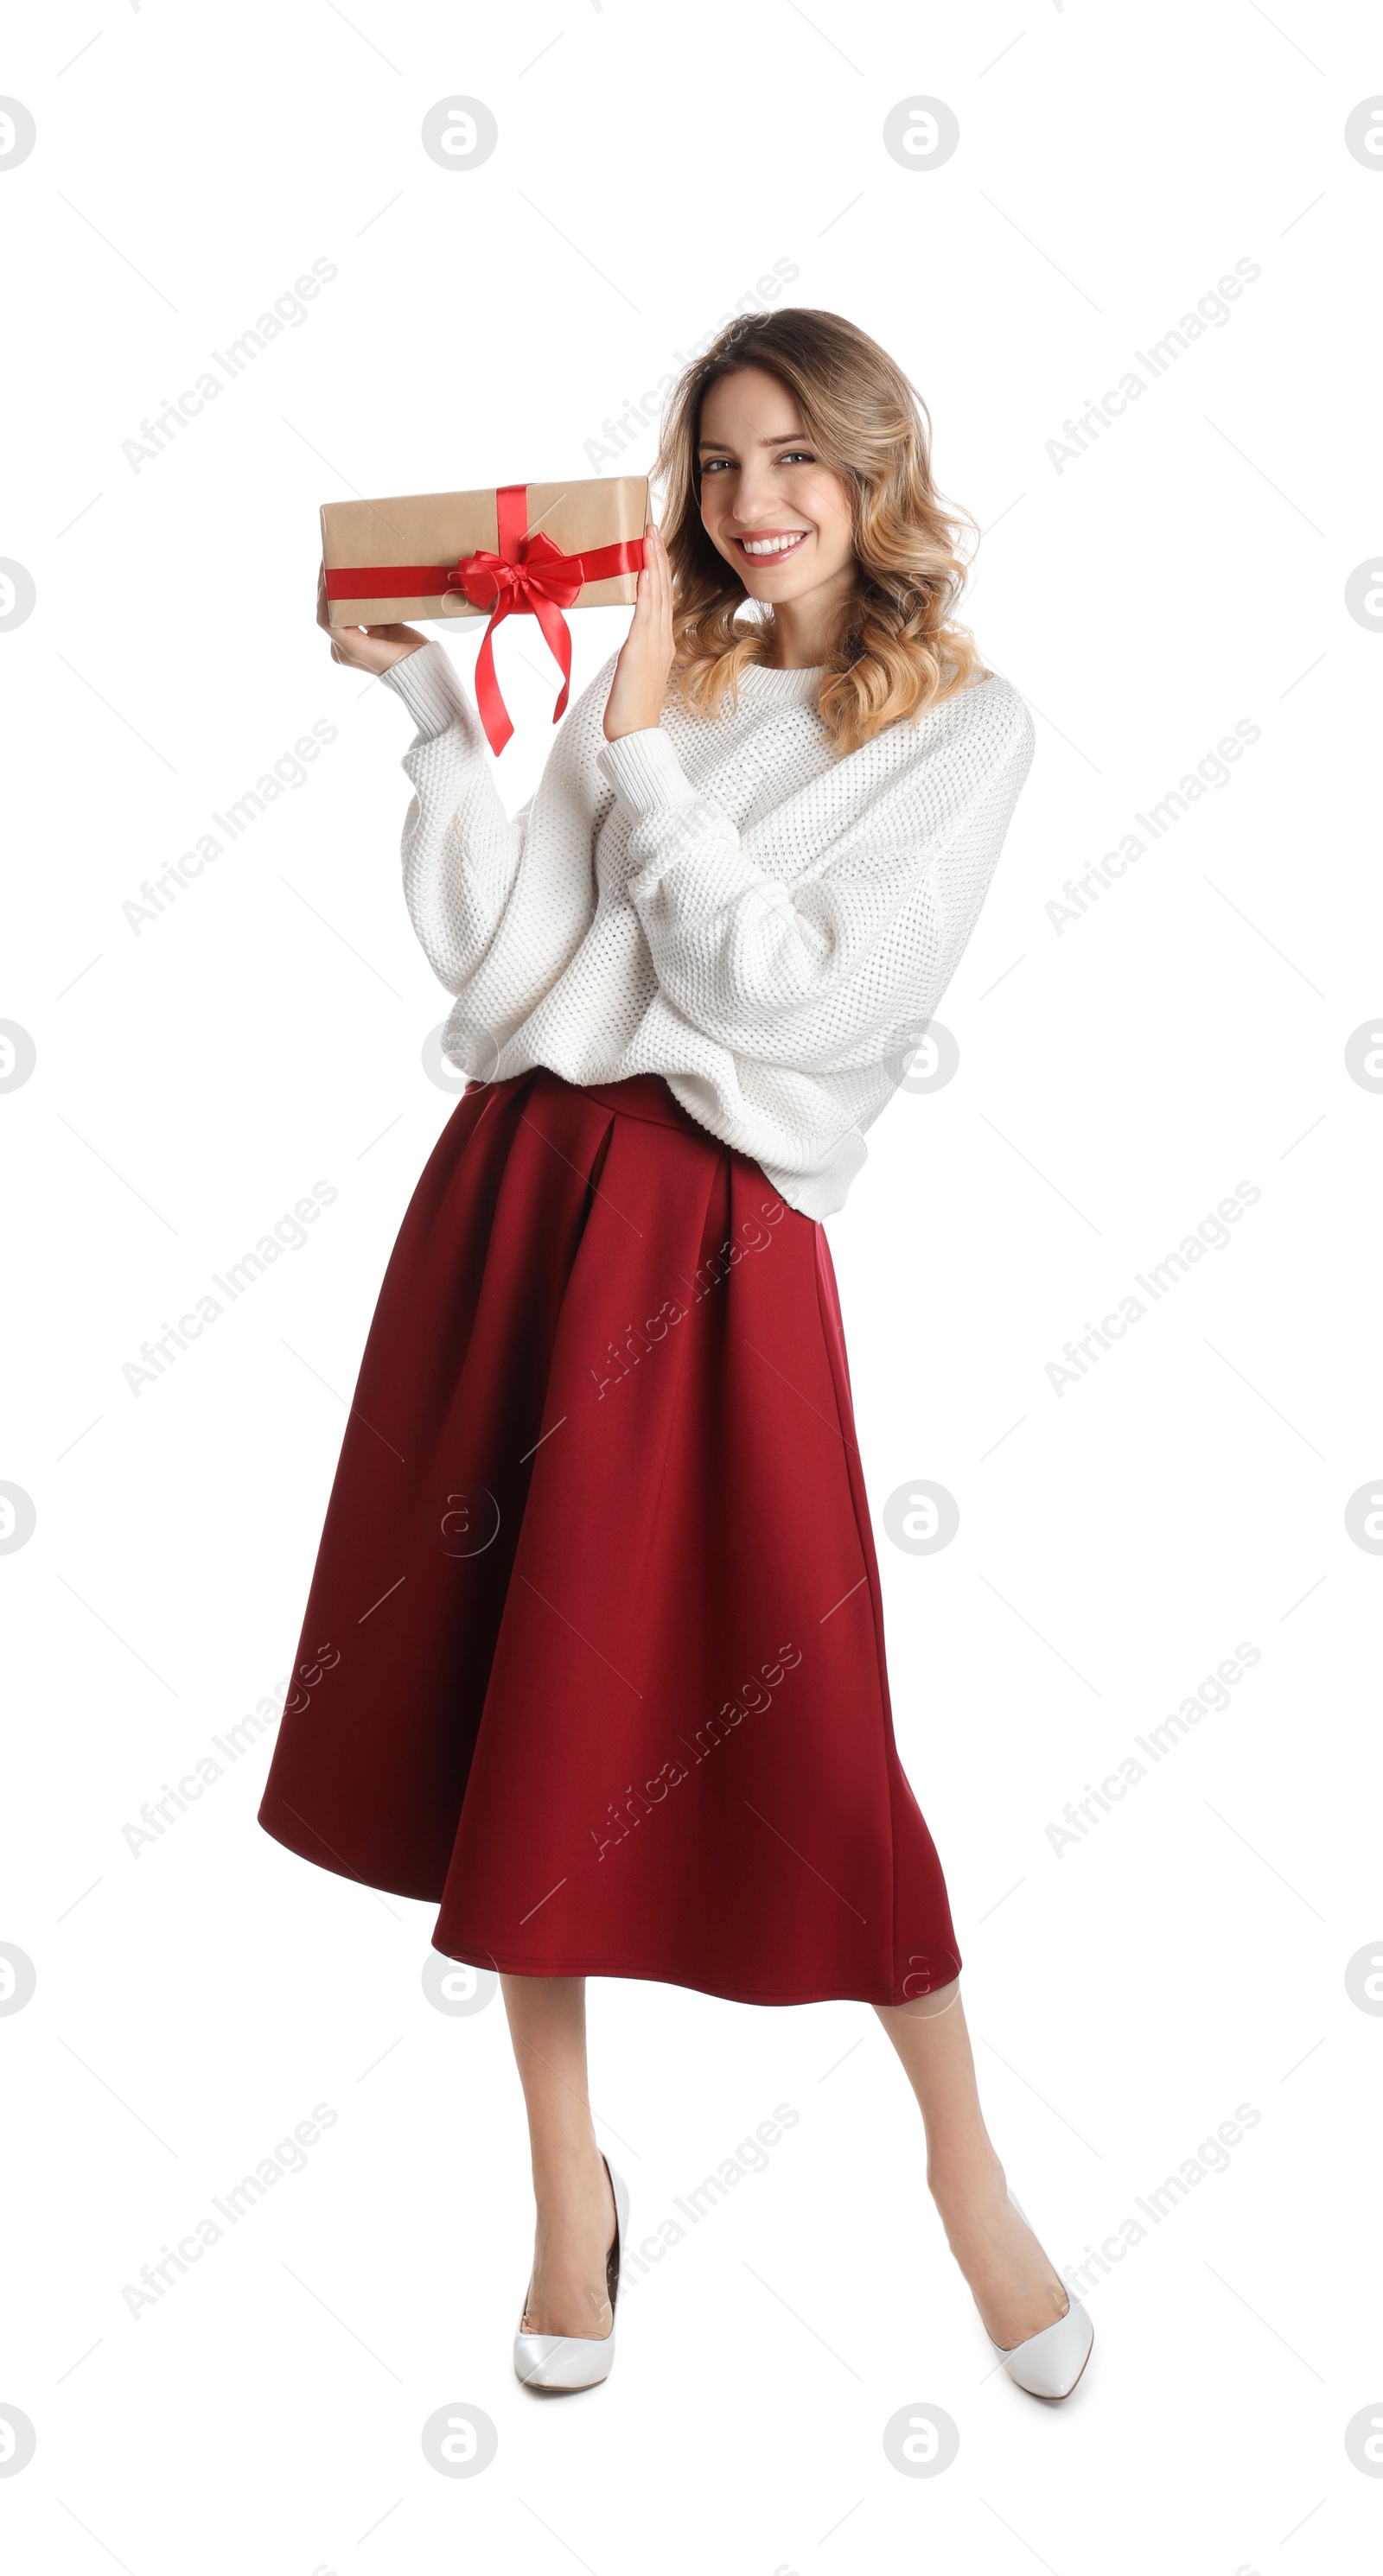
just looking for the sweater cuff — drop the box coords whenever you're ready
[596,726,700,817]
[379,639,468,739]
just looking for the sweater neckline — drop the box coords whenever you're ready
[736,662,825,703]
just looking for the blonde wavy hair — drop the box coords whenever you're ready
[655,307,987,757]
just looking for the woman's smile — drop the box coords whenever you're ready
[732,529,810,562]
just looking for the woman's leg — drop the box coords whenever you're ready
[875,1981,1072,2349]
[501,1972,618,2339]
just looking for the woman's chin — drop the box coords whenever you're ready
[739,567,811,601]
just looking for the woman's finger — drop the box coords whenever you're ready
[638,522,656,617]
[655,526,671,627]
[649,526,670,642]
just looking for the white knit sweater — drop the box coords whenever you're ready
[380,637,1036,1218]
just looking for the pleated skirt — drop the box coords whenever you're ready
[258,1065,961,2007]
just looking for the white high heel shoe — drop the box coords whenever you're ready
[513,2155,629,2392]
[979,2191,1093,2399]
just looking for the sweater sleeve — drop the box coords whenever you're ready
[378,640,534,997]
[596,691,1036,1074]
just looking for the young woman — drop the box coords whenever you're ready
[260,308,1093,2402]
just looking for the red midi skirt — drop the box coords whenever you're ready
[258,1066,961,2007]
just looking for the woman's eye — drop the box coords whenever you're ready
[700,452,813,472]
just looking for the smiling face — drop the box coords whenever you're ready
[696,366,858,632]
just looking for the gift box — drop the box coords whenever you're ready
[321,476,648,753]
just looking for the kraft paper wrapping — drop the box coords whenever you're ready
[320,476,649,626]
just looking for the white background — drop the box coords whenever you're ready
[3,2,1380,2569]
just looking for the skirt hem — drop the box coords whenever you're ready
[427,1929,961,2011]
[257,1810,959,2009]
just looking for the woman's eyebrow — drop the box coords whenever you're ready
[697,431,808,452]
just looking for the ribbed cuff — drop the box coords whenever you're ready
[380,639,468,739]
[596,726,700,817]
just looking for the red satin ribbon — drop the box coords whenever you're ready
[324,484,646,754]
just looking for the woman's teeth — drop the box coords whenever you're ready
[738,532,806,557]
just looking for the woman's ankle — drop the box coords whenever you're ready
[926,2145,1007,2211]
[531,2137,610,2210]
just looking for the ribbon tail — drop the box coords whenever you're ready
[530,594,575,724]
[472,603,514,757]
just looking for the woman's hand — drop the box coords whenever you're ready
[602,522,674,741]
[317,563,429,673]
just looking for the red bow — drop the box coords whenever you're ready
[448,489,586,756]
[324,483,646,755]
